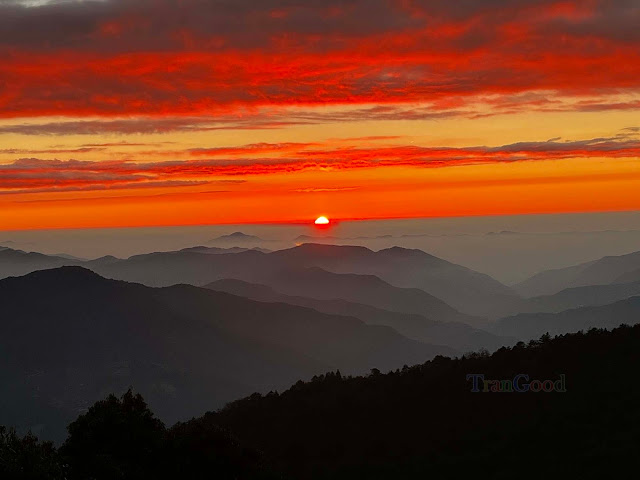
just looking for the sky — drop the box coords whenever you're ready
[1,0,639,231]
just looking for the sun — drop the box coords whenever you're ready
[314,216,330,225]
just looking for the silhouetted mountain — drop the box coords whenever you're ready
[491,295,640,340]
[269,244,520,316]
[514,280,640,315]
[207,232,264,245]
[52,253,87,261]
[0,244,520,321]
[514,249,640,297]
[249,267,483,325]
[0,247,79,279]
[88,249,268,286]
[204,324,640,479]
[616,267,640,283]
[207,278,509,352]
[89,243,516,318]
[294,235,337,242]
[1,244,517,320]
[294,234,395,242]
[0,267,452,441]
[86,255,121,266]
[0,240,19,247]
[88,248,482,324]
[180,246,271,254]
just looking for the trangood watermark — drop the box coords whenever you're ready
[466,374,566,393]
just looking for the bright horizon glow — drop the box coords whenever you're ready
[314,216,330,225]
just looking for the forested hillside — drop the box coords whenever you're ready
[4,324,640,479]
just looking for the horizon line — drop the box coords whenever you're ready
[2,208,640,234]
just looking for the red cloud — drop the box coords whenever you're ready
[2,134,638,195]
[0,0,638,119]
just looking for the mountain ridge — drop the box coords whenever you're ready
[0,266,454,441]
[206,278,508,352]
[514,249,640,297]
[491,295,640,340]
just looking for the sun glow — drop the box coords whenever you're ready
[314,216,330,225]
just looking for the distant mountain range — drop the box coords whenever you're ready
[0,247,82,279]
[491,295,640,340]
[617,267,640,284]
[87,244,504,324]
[24,243,515,320]
[514,250,640,297]
[483,279,640,319]
[206,278,509,352]
[0,246,258,281]
[237,266,482,325]
[512,280,640,316]
[7,243,640,325]
[180,246,271,254]
[207,232,264,245]
[269,244,520,316]
[0,267,454,441]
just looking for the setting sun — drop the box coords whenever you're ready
[314,216,330,225]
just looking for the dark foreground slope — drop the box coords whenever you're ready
[209,324,640,479]
[0,267,451,442]
[5,325,640,479]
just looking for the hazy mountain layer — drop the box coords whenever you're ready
[0,244,520,318]
[0,248,82,279]
[207,278,508,352]
[491,296,640,340]
[268,244,519,316]
[515,250,640,297]
[85,244,517,319]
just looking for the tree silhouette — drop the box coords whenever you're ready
[61,389,165,480]
[0,427,63,480]
[59,389,274,479]
[165,415,274,479]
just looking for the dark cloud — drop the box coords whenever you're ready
[0,0,638,119]
[0,117,306,135]
[1,0,633,53]
[0,147,105,154]
[0,0,421,51]
[0,107,468,135]
[0,180,211,196]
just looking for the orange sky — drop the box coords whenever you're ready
[1,0,639,230]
